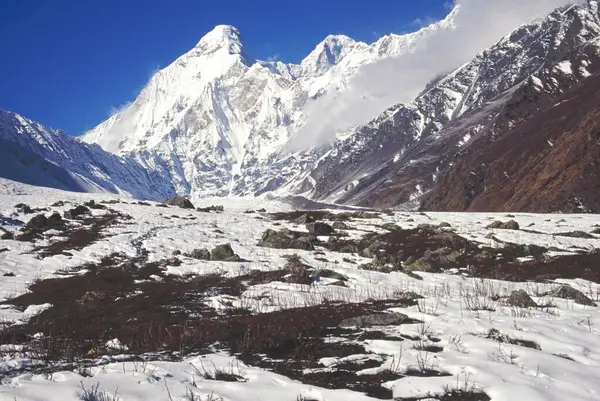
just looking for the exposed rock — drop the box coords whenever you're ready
[3,272,15,277]
[51,201,66,207]
[256,208,267,213]
[381,223,400,231]
[172,250,182,256]
[306,222,335,236]
[64,205,90,220]
[83,200,107,210]
[555,231,596,239]
[313,269,348,282]
[294,214,315,224]
[24,214,50,232]
[487,220,520,230]
[197,205,224,213]
[210,244,240,261]
[506,289,538,308]
[0,229,14,240]
[15,203,33,214]
[438,222,452,228]
[338,312,410,328]
[163,196,195,209]
[188,248,211,260]
[283,256,312,285]
[550,285,596,307]
[258,229,315,251]
[332,221,350,230]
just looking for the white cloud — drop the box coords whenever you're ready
[289,0,575,151]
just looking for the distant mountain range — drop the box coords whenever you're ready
[2,1,600,213]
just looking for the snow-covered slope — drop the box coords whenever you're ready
[82,16,458,198]
[298,1,600,209]
[0,109,176,200]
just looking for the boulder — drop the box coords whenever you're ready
[258,229,315,251]
[25,214,49,232]
[210,244,240,261]
[294,214,315,224]
[339,312,410,328]
[15,203,33,214]
[506,289,538,308]
[83,200,107,210]
[306,222,335,236]
[64,205,90,220]
[550,285,596,307]
[162,196,195,209]
[332,221,350,230]
[283,256,312,285]
[487,220,520,230]
[188,248,211,260]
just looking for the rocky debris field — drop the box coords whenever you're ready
[0,180,599,401]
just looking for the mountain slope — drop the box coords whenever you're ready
[82,18,458,198]
[0,109,176,200]
[300,1,600,212]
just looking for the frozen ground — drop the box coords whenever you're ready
[0,178,599,401]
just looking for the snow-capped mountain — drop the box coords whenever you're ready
[297,1,600,212]
[82,14,458,198]
[0,109,176,200]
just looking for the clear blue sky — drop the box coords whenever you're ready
[0,0,450,136]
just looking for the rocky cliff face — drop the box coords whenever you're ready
[301,2,600,213]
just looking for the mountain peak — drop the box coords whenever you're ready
[195,25,244,55]
[301,34,362,75]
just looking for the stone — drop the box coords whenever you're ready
[162,196,195,209]
[83,200,107,210]
[332,221,350,230]
[506,290,538,308]
[550,285,596,307]
[189,248,211,260]
[294,214,315,224]
[64,205,90,220]
[210,244,239,261]
[15,203,33,214]
[25,214,49,232]
[487,220,520,230]
[306,222,335,236]
[339,312,410,328]
[283,256,312,285]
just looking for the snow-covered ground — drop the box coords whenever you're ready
[0,178,599,401]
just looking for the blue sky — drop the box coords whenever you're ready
[0,0,451,136]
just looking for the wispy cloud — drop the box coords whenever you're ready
[289,0,574,151]
[266,53,280,62]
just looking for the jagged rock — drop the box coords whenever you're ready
[487,220,520,230]
[339,312,410,328]
[294,214,315,224]
[258,228,317,251]
[51,201,66,207]
[163,196,195,209]
[64,205,90,220]
[24,214,49,232]
[84,200,107,210]
[306,221,335,236]
[332,221,350,230]
[256,208,267,213]
[313,269,348,282]
[47,212,64,227]
[555,231,596,239]
[283,256,312,285]
[381,223,400,231]
[507,289,538,308]
[197,205,224,213]
[188,248,211,260]
[3,271,15,277]
[438,222,452,228]
[210,244,240,261]
[15,203,33,214]
[550,285,596,306]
